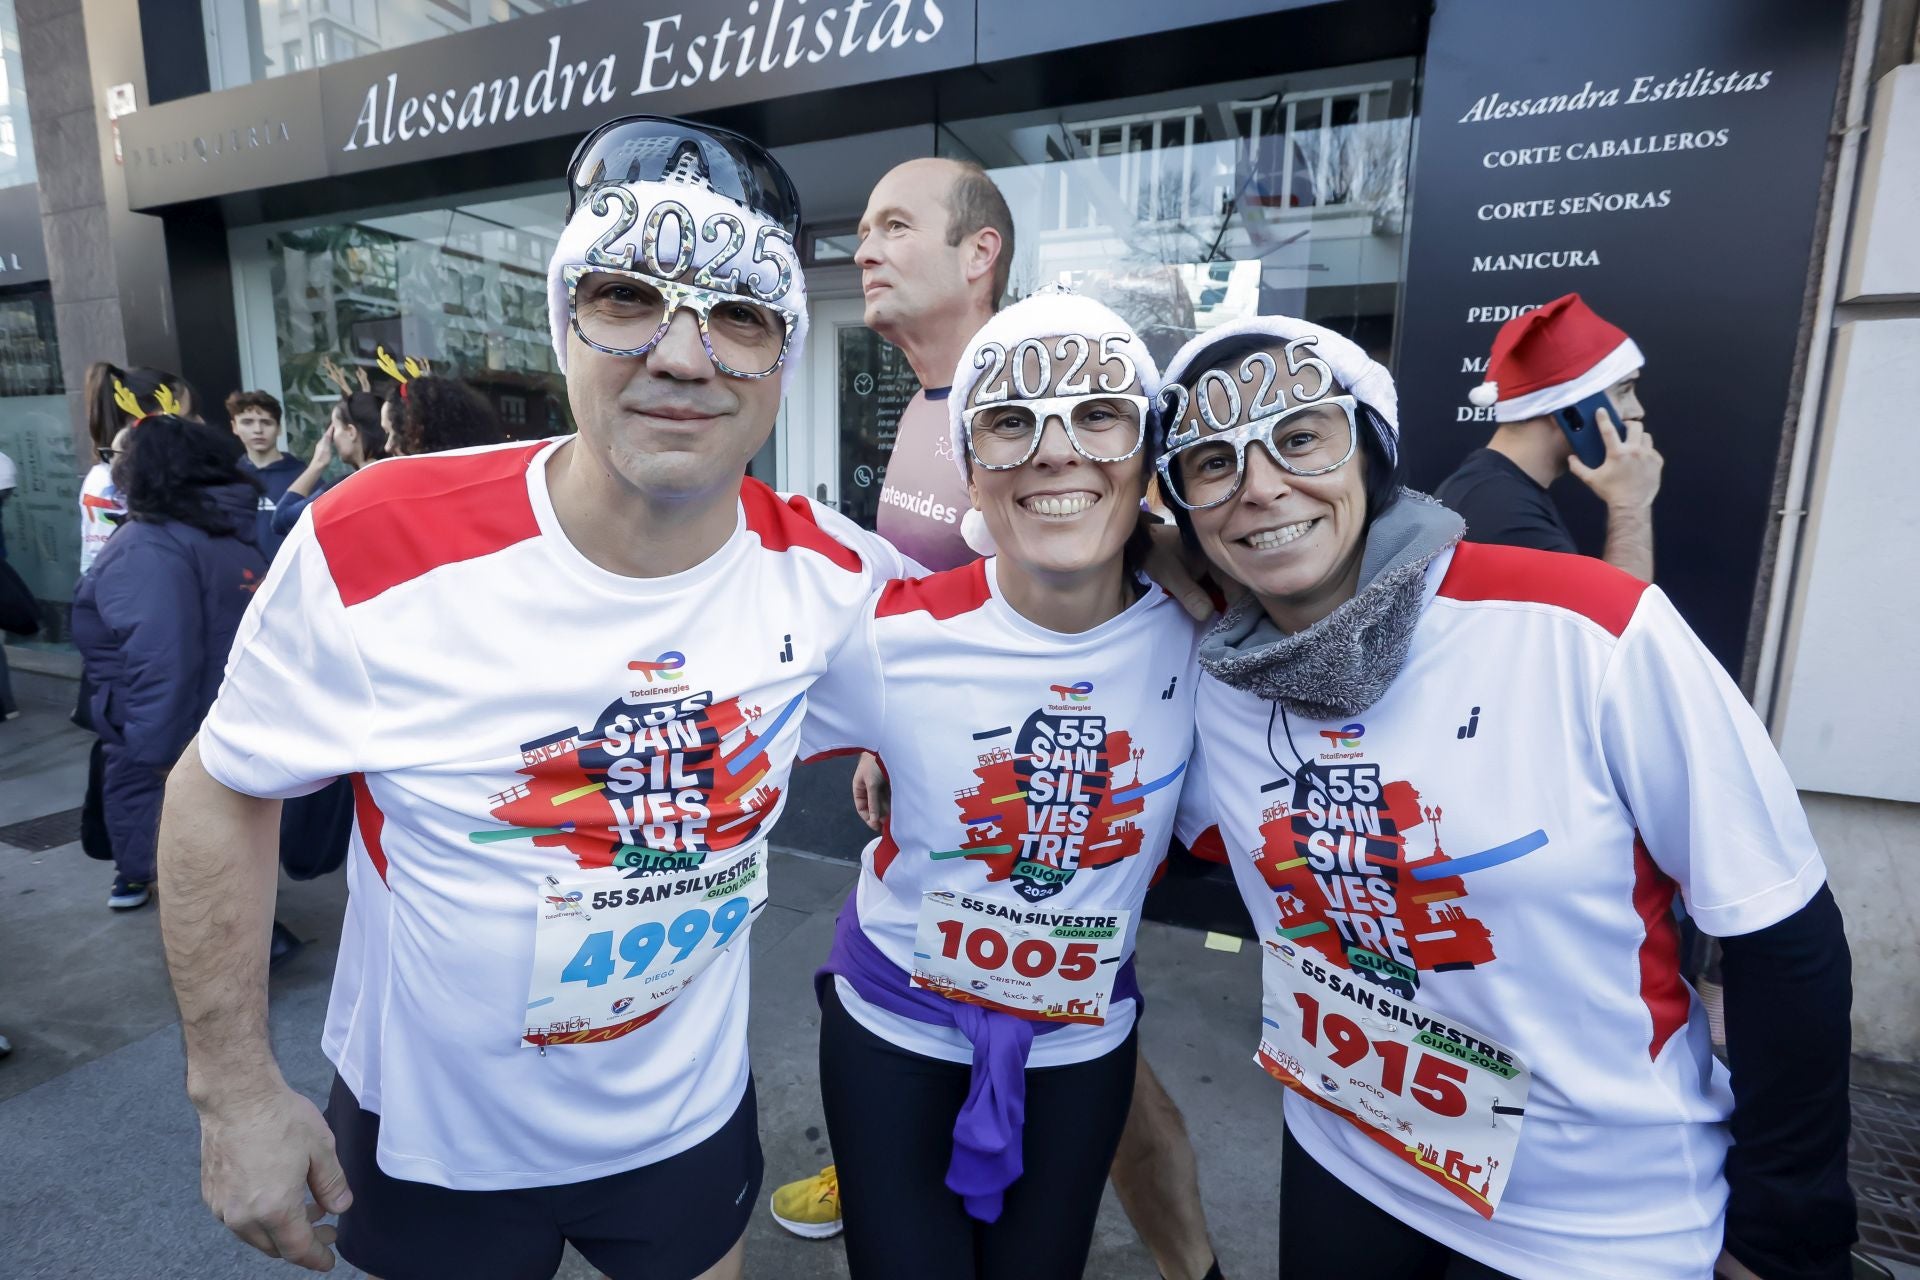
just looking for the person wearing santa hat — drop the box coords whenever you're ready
[1158,311,1853,1280]
[1437,293,1663,580]
[155,115,921,1280]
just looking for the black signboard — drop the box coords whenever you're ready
[119,70,328,209]
[121,0,972,210]
[0,183,49,284]
[1396,0,1847,674]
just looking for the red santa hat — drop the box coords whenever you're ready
[1467,293,1642,423]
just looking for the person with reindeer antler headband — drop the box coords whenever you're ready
[159,115,917,1280]
[78,364,197,577]
[798,289,1217,1279]
[271,356,390,537]
[369,350,507,458]
[1155,314,1854,1280]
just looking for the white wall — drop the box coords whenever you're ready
[1775,65,1920,804]
[1805,793,1920,1069]
[1774,63,1920,1070]
[1775,318,1920,802]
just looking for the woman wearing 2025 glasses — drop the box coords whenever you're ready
[802,290,1216,1280]
[1157,313,1854,1280]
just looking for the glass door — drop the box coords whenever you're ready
[791,296,875,518]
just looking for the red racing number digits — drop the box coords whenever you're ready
[1293,991,1469,1117]
[933,920,1099,980]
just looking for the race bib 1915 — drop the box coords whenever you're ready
[1257,939,1530,1218]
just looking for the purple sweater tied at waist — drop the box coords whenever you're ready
[815,896,1141,1223]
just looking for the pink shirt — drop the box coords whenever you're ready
[875,388,973,573]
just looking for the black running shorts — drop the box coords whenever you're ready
[325,1073,763,1280]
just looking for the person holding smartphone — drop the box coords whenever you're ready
[1436,293,1663,580]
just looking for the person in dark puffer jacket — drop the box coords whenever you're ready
[73,416,268,911]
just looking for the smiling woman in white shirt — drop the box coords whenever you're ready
[803,292,1212,1280]
[1156,314,1854,1280]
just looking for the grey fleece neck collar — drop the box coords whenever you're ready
[1198,491,1464,719]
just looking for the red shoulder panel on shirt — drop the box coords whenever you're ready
[1436,541,1647,638]
[740,478,863,573]
[876,559,992,621]
[313,443,546,607]
[1631,833,1688,1061]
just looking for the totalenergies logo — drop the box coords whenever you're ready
[1048,681,1093,703]
[1318,723,1364,748]
[630,651,689,684]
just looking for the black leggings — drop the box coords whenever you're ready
[1281,1126,1517,1279]
[818,984,1137,1280]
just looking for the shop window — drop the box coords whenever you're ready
[229,189,574,456]
[0,287,73,644]
[208,0,588,89]
[802,221,863,268]
[0,0,35,188]
[939,62,1415,369]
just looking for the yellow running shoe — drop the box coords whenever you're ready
[769,1164,841,1239]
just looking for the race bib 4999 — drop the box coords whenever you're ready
[523,842,767,1047]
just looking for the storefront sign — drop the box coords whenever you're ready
[1395,0,1846,673]
[121,0,971,207]
[119,72,327,207]
[0,185,48,283]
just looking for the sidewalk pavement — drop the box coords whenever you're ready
[0,681,1282,1280]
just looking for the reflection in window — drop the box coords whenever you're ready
[941,63,1414,368]
[260,195,572,453]
[0,289,74,639]
[205,0,590,89]
[0,0,35,188]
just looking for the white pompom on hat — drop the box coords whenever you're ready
[960,507,996,557]
[946,291,1162,483]
[546,180,810,390]
[1159,315,1399,465]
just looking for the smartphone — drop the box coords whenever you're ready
[1554,390,1627,470]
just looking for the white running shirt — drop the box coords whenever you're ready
[78,461,120,575]
[1189,542,1827,1280]
[199,438,909,1190]
[801,558,1203,1066]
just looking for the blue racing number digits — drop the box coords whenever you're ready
[559,895,755,988]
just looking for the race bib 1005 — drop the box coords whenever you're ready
[523,842,767,1047]
[911,891,1129,1024]
[1257,939,1531,1218]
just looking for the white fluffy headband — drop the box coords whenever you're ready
[546,180,810,390]
[1160,315,1399,465]
[947,291,1162,481]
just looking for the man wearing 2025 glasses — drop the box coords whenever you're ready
[156,116,913,1280]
